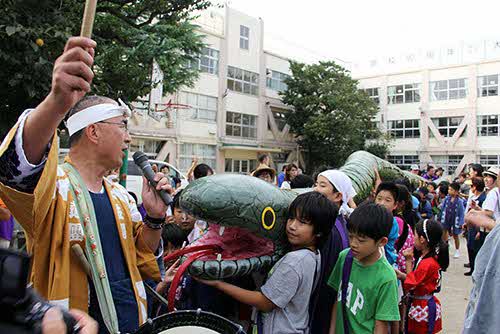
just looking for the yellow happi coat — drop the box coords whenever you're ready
[0,119,160,325]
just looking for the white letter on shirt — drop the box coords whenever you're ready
[350,289,364,315]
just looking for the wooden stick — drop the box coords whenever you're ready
[80,0,98,38]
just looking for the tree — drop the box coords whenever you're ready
[280,60,388,172]
[0,0,212,136]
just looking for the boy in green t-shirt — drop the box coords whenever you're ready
[328,203,400,334]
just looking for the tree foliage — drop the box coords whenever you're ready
[280,60,389,171]
[0,0,212,136]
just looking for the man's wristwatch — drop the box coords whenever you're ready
[144,215,166,229]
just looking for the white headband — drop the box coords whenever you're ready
[66,99,131,136]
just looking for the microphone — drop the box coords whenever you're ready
[132,151,172,205]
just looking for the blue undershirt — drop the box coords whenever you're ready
[87,190,139,334]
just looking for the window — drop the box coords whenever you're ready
[240,25,249,50]
[227,66,259,95]
[226,111,257,139]
[225,159,258,174]
[130,139,165,158]
[179,92,217,122]
[478,115,500,136]
[480,155,500,168]
[478,75,499,97]
[432,155,464,175]
[432,117,463,137]
[187,47,219,75]
[387,155,420,170]
[387,84,420,104]
[179,143,217,172]
[363,88,380,104]
[388,119,420,139]
[430,79,467,101]
[266,70,289,92]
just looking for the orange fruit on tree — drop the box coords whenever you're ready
[36,38,44,47]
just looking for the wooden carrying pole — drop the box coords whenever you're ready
[80,0,98,38]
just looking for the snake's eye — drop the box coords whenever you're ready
[261,207,276,230]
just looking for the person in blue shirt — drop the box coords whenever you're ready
[374,182,400,266]
[439,182,466,259]
[416,187,434,220]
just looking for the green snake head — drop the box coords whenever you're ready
[177,174,297,280]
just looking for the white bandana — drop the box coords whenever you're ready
[66,99,131,136]
[319,170,357,216]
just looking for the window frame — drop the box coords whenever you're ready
[224,158,257,174]
[266,69,289,92]
[430,78,467,101]
[477,115,500,137]
[239,25,249,50]
[363,87,380,104]
[227,66,259,96]
[480,155,500,168]
[179,92,217,122]
[478,74,499,97]
[179,143,217,172]
[387,155,420,170]
[387,119,420,139]
[387,83,420,104]
[226,111,257,139]
[431,117,464,137]
[187,47,220,75]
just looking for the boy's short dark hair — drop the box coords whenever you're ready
[395,178,415,193]
[193,163,213,179]
[287,192,338,247]
[375,182,399,202]
[439,183,449,196]
[429,182,437,190]
[450,182,461,192]
[258,153,269,163]
[418,187,429,196]
[162,223,187,248]
[290,174,314,189]
[427,166,435,172]
[171,189,183,211]
[348,202,393,241]
[471,177,485,192]
[172,176,181,186]
[459,172,467,179]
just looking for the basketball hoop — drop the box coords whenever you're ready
[153,100,190,128]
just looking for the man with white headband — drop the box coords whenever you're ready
[0,37,172,334]
[310,169,356,334]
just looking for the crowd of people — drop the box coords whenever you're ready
[1,36,500,334]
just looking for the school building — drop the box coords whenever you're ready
[356,51,500,176]
[128,6,304,174]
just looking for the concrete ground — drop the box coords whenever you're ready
[440,236,473,333]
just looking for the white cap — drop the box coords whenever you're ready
[410,164,419,171]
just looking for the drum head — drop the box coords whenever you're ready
[134,310,246,334]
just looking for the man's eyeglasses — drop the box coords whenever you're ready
[99,121,128,131]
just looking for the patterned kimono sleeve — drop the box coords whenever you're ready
[403,260,430,293]
[129,194,161,282]
[0,109,58,238]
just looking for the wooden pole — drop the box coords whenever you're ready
[80,0,98,38]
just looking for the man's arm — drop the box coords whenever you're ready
[374,320,389,334]
[23,37,95,164]
[329,300,338,334]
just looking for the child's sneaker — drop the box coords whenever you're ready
[454,250,460,258]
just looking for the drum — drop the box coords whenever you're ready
[133,309,247,334]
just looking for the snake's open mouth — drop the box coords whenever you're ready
[164,223,278,311]
[191,224,275,260]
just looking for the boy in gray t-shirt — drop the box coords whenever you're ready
[197,192,337,333]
